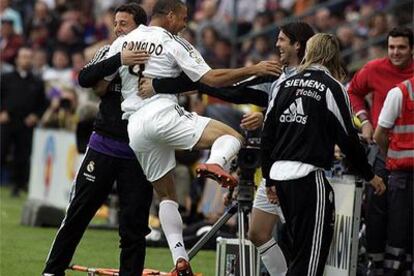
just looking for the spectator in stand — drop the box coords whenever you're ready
[214,0,258,37]
[194,0,227,47]
[0,57,13,73]
[0,19,23,64]
[374,77,414,275]
[25,0,58,41]
[0,47,47,197]
[27,22,49,49]
[248,35,271,62]
[347,26,413,274]
[210,37,232,68]
[368,12,389,38]
[40,87,78,131]
[32,48,49,78]
[53,12,85,54]
[0,0,23,34]
[273,8,291,25]
[43,48,73,97]
[313,8,331,32]
[199,26,218,60]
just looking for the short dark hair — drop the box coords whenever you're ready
[387,26,413,48]
[280,22,315,60]
[115,3,148,26]
[152,0,186,17]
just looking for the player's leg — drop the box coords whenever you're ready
[249,180,287,276]
[43,149,116,276]
[278,171,335,276]
[129,123,193,275]
[146,104,243,188]
[116,158,153,276]
[195,119,244,188]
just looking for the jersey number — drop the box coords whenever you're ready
[128,64,145,78]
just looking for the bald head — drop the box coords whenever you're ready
[152,0,186,17]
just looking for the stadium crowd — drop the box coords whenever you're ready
[0,0,413,275]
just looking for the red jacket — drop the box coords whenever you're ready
[348,57,414,128]
[387,77,414,171]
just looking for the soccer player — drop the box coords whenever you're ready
[262,33,385,276]
[105,0,281,273]
[42,4,152,276]
[138,22,315,276]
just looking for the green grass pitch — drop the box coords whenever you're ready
[0,187,216,275]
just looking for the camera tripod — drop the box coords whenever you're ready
[187,173,256,276]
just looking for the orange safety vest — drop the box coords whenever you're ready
[386,77,414,170]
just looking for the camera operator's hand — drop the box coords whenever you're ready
[138,77,155,99]
[50,97,61,111]
[121,42,150,66]
[240,111,263,130]
[223,188,236,207]
[253,61,282,77]
[266,186,279,205]
[369,175,386,195]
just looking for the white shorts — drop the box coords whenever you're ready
[128,100,211,182]
[253,179,285,222]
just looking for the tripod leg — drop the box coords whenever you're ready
[188,203,238,260]
[238,208,246,276]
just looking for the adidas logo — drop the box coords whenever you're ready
[279,98,308,125]
[174,242,183,248]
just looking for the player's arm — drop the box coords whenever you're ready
[373,87,402,155]
[200,62,282,87]
[79,44,149,88]
[347,64,372,118]
[261,97,278,187]
[147,73,271,106]
[168,37,281,88]
[328,83,385,194]
[373,126,390,155]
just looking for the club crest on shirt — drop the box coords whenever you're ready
[87,161,95,173]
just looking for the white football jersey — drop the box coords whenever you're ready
[106,25,211,118]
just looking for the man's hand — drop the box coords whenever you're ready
[266,186,279,204]
[369,175,386,195]
[253,61,282,77]
[121,43,150,66]
[361,121,374,144]
[240,111,263,130]
[0,111,10,124]
[24,113,39,127]
[138,78,155,99]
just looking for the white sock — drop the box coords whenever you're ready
[206,135,242,169]
[159,200,188,264]
[257,238,288,276]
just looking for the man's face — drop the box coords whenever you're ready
[275,30,298,66]
[388,36,412,69]
[168,5,188,35]
[114,11,137,37]
[16,48,33,71]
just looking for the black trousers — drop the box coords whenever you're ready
[43,148,153,276]
[365,148,389,274]
[383,170,413,276]
[275,170,335,276]
[0,120,34,193]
